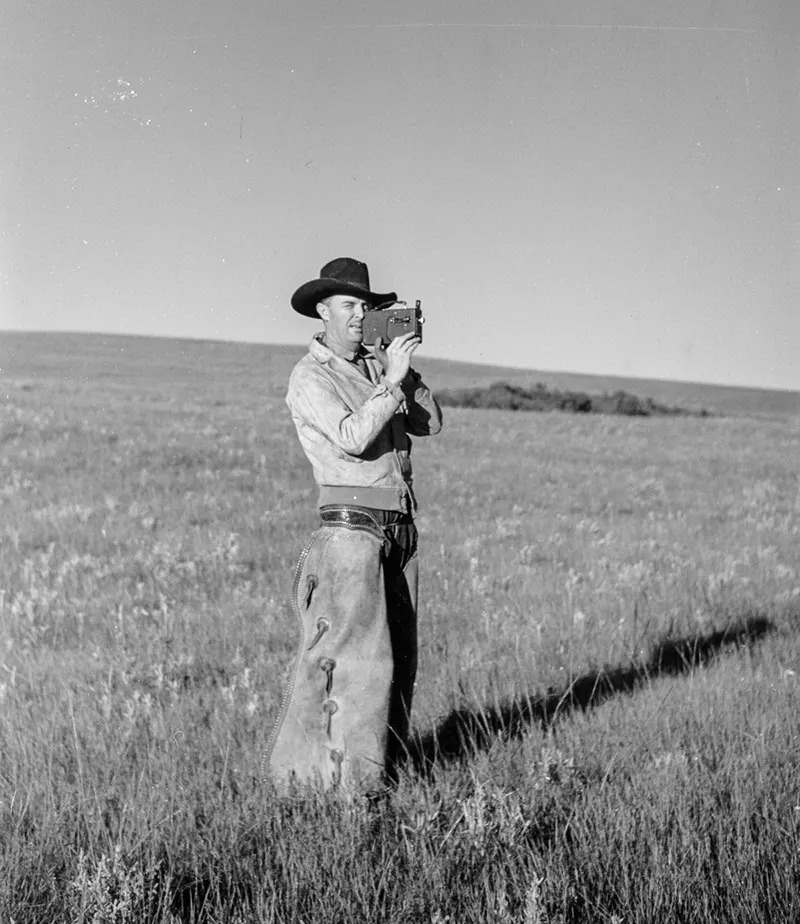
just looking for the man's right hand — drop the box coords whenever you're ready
[372,332,421,386]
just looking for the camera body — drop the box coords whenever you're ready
[362,300,423,345]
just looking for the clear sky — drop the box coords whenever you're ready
[2,0,798,389]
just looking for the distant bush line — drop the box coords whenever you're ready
[436,381,711,417]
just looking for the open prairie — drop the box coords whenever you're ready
[1,332,799,923]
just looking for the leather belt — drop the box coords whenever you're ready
[318,484,411,513]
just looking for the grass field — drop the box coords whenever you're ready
[1,332,799,923]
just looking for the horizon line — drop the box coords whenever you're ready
[2,328,797,396]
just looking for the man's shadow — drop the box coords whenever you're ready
[405,614,774,777]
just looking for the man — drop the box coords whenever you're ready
[263,257,442,790]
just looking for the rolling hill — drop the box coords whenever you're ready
[1,330,798,418]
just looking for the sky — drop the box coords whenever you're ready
[2,0,798,389]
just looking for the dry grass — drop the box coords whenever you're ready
[1,332,799,923]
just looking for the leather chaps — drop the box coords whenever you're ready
[263,507,418,791]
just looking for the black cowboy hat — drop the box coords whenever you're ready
[291,257,397,318]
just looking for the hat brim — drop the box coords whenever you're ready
[291,278,397,318]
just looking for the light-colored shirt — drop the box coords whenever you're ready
[286,334,443,512]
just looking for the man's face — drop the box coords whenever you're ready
[317,294,369,350]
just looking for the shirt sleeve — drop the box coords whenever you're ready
[402,369,444,436]
[287,365,403,457]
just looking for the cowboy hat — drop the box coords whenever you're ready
[291,257,397,318]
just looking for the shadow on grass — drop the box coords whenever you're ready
[406,614,774,777]
[164,616,775,920]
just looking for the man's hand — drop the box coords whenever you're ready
[371,332,421,386]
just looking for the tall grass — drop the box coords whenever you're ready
[1,334,799,922]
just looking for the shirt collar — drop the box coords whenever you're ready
[309,333,369,365]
